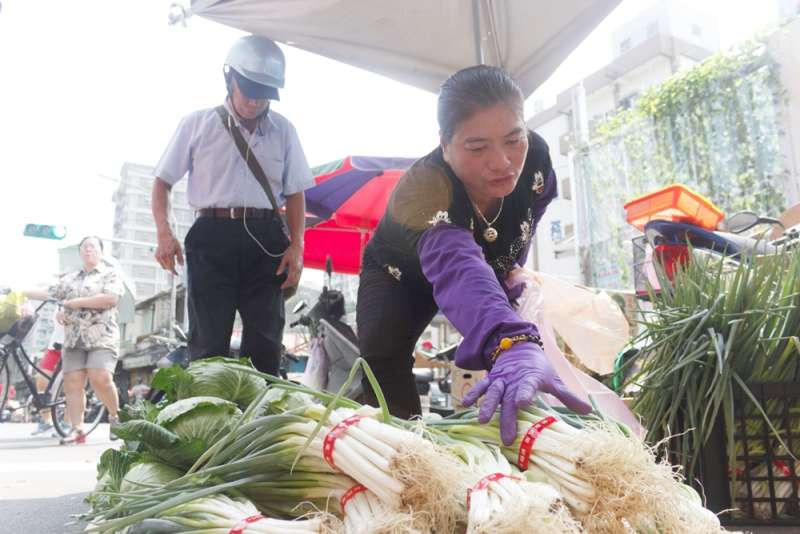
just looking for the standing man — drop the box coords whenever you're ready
[152,36,314,375]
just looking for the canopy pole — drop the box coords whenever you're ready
[471,0,503,67]
[471,0,484,64]
[485,0,503,68]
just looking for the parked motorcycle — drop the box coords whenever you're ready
[153,323,190,370]
[645,211,785,267]
[626,185,797,298]
[291,258,362,399]
[292,258,456,410]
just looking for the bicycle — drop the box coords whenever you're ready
[0,300,107,438]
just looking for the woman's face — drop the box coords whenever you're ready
[230,78,270,120]
[441,103,528,205]
[79,238,103,269]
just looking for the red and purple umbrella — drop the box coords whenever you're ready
[303,155,415,274]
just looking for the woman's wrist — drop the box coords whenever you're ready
[488,334,543,364]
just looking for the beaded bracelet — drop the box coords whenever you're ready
[489,334,544,363]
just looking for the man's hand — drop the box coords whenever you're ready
[63,299,79,310]
[55,310,67,325]
[155,232,184,275]
[277,241,303,289]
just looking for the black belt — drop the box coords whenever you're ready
[196,207,275,219]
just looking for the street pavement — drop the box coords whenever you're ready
[2,422,799,533]
[0,422,117,533]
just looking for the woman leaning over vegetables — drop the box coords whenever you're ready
[357,65,591,445]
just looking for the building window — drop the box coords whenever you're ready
[137,195,151,209]
[133,265,157,278]
[134,230,157,244]
[175,224,192,240]
[559,177,572,201]
[619,92,639,110]
[550,221,563,243]
[692,24,702,37]
[175,208,194,224]
[646,23,658,39]
[134,246,153,260]
[620,38,631,53]
[136,282,156,296]
[137,212,153,226]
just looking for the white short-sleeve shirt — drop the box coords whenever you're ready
[154,101,314,209]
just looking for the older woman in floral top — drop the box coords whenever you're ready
[49,236,124,444]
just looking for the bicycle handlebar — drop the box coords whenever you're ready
[148,335,182,347]
[33,299,61,313]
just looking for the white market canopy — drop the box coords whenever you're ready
[172,0,620,98]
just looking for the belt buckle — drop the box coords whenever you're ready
[230,207,237,219]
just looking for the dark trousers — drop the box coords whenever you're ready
[356,265,438,419]
[185,216,288,375]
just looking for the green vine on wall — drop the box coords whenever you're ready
[575,30,789,289]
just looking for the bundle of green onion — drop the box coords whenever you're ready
[339,484,422,534]
[626,248,800,509]
[83,356,734,534]
[116,494,339,533]
[465,473,582,534]
[431,402,726,533]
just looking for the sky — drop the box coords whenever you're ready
[0,0,780,289]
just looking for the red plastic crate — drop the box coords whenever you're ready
[624,184,724,231]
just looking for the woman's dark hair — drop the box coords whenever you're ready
[79,235,104,251]
[437,65,524,142]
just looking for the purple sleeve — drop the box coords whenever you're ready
[418,224,539,370]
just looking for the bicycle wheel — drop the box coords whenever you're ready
[49,369,107,437]
[0,356,10,420]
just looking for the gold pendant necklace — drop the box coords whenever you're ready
[473,198,503,243]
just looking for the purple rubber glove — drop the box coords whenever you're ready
[463,342,592,446]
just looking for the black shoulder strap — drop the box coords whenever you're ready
[215,105,280,212]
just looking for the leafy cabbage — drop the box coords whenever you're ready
[120,461,183,493]
[152,357,267,409]
[114,396,241,468]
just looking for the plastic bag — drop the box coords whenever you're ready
[0,291,25,334]
[510,269,644,436]
[300,337,330,391]
[525,272,629,375]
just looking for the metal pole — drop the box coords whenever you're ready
[472,0,485,64]
[169,272,177,340]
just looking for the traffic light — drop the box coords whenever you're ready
[23,223,67,240]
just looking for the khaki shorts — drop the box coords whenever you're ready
[62,347,118,374]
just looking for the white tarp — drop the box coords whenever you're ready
[176,0,620,97]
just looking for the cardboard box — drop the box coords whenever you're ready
[413,349,449,369]
[450,363,486,412]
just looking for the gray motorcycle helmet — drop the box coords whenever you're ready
[225,35,285,101]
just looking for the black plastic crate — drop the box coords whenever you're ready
[692,382,800,526]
